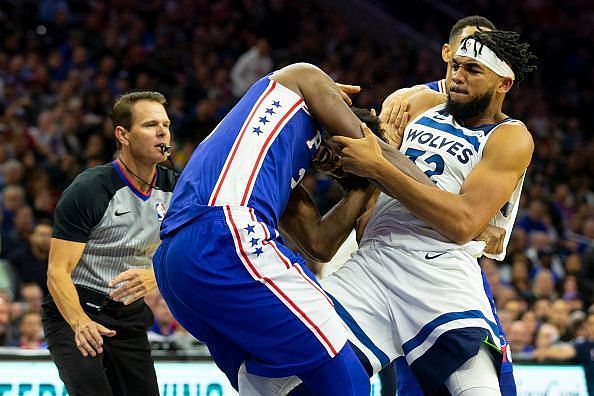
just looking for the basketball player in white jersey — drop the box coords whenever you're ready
[327,29,536,395]
[321,15,518,396]
[378,16,519,396]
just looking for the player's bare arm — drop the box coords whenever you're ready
[336,121,533,244]
[335,82,361,106]
[405,88,448,120]
[382,85,429,111]
[380,85,429,147]
[280,183,376,262]
[351,177,506,254]
[379,85,445,149]
[47,238,116,357]
[270,63,364,139]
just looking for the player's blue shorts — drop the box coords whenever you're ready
[393,270,517,395]
[153,206,347,384]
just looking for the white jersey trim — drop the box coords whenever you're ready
[209,80,304,206]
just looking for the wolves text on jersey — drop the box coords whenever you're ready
[405,128,473,164]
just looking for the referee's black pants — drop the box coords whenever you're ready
[42,294,159,396]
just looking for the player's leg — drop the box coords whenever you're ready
[284,245,398,396]
[394,357,424,396]
[499,370,517,396]
[251,242,399,396]
[444,344,501,396]
[238,364,302,395]
[154,236,247,389]
[212,208,362,380]
[155,208,368,392]
[284,342,378,396]
[237,342,371,396]
[384,247,502,395]
[164,292,247,390]
[298,342,369,395]
[320,245,398,375]
[481,270,517,396]
[377,364,397,396]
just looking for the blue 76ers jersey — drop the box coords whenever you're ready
[161,76,321,236]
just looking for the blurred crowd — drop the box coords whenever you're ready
[0,0,593,383]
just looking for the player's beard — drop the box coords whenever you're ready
[446,90,492,121]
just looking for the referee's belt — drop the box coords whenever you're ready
[75,284,139,314]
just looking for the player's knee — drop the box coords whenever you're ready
[299,344,370,396]
[456,386,501,396]
[238,363,301,396]
[444,344,501,396]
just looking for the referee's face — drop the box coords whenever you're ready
[127,100,171,163]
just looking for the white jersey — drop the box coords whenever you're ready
[361,103,526,260]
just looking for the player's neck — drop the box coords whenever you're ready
[460,114,495,127]
[460,102,505,127]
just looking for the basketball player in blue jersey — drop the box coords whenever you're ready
[327,30,536,395]
[152,63,434,395]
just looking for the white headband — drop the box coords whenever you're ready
[455,38,515,80]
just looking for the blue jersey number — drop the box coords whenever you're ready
[404,148,445,178]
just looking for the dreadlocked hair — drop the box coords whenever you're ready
[463,30,537,91]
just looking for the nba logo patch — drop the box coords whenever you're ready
[155,201,167,222]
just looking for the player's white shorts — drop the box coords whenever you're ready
[321,239,502,394]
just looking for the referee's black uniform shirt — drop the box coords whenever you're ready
[42,160,176,396]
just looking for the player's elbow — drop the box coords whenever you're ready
[302,238,335,263]
[287,63,329,86]
[287,62,322,75]
[447,219,480,245]
[447,228,472,245]
[311,250,334,264]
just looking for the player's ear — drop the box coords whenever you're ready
[442,44,451,63]
[498,77,514,94]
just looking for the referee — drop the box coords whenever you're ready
[42,91,176,395]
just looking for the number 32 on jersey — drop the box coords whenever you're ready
[405,148,445,178]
